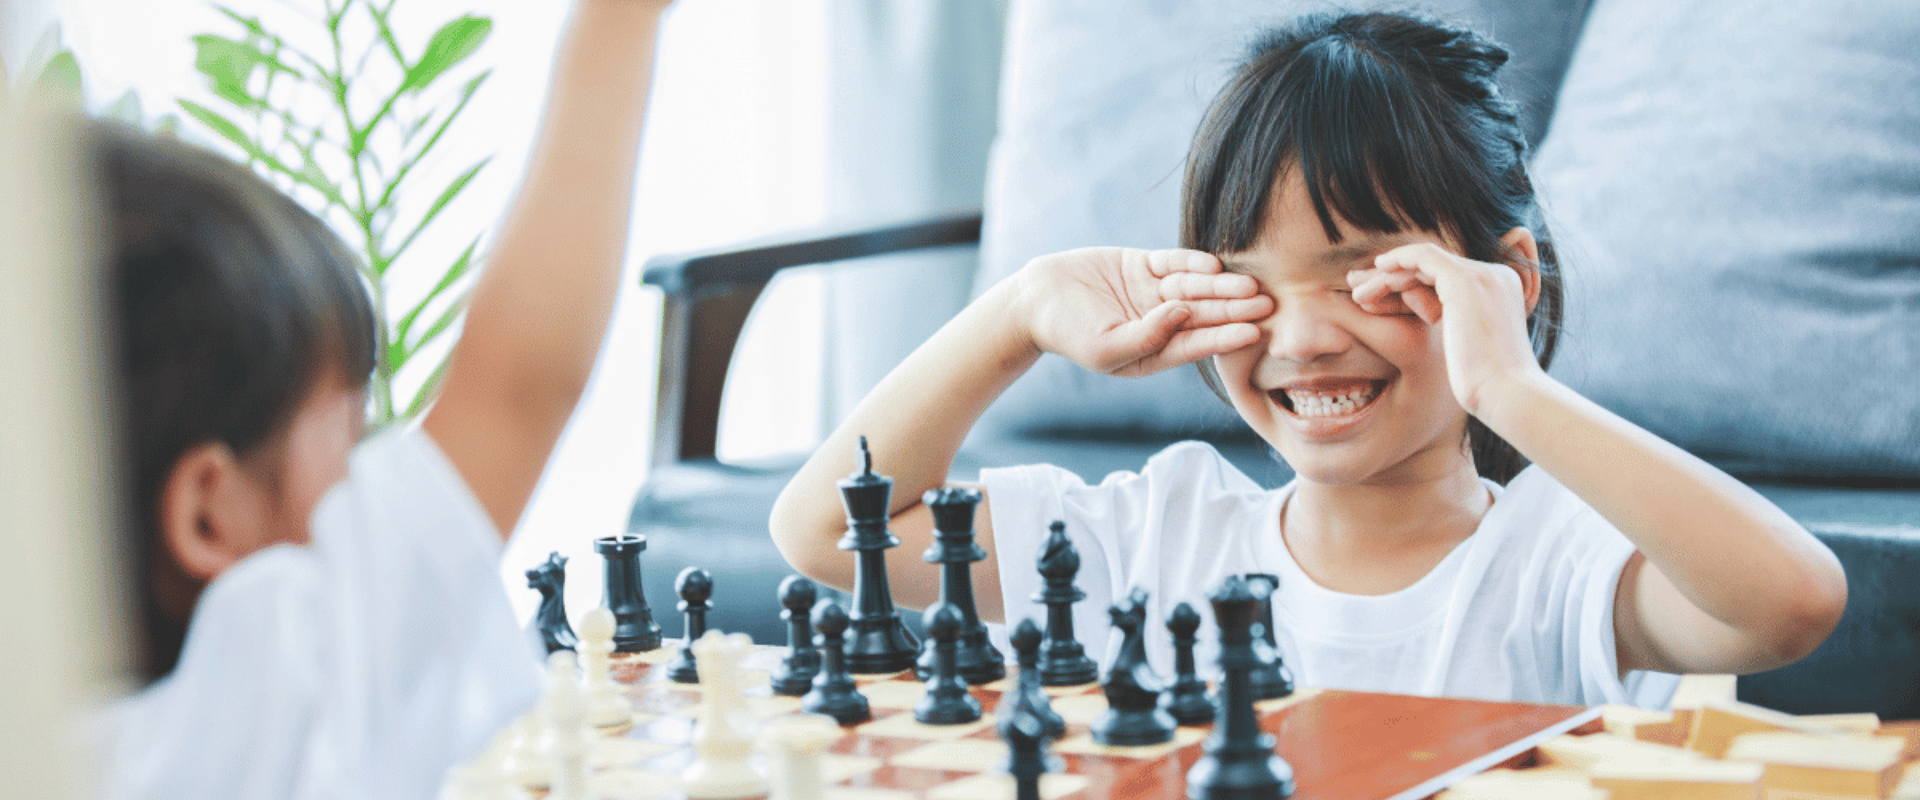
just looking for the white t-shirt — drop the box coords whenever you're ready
[983,441,1679,709]
[85,427,542,800]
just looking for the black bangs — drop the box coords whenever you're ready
[1182,13,1518,262]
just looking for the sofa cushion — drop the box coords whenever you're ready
[1533,0,1920,479]
[973,0,1590,439]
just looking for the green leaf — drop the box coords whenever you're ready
[192,34,267,109]
[178,98,292,174]
[401,16,490,94]
[34,51,83,105]
[406,285,471,352]
[400,354,454,420]
[395,238,479,339]
[388,157,488,264]
[103,90,144,124]
[377,72,488,208]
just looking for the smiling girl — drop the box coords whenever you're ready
[769,11,1845,707]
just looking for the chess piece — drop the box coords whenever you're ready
[1091,587,1176,746]
[498,708,551,789]
[916,487,1006,685]
[758,714,841,800]
[526,552,578,654]
[542,651,591,800]
[1163,601,1215,726]
[801,600,872,725]
[836,437,920,673]
[682,631,768,799]
[914,603,983,724]
[1187,576,1294,800]
[667,567,713,684]
[577,607,633,728]
[1034,521,1099,686]
[1243,574,1294,701]
[998,703,1060,800]
[769,575,822,696]
[596,534,663,652]
[1006,618,1065,739]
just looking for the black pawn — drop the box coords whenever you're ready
[1243,574,1294,700]
[917,487,1006,685]
[1034,521,1098,686]
[1163,602,1214,726]
[596,534,663,653]
[1187,576,1294,800]
[1007,618,1065,739]
[1091,588,1176,746]
[769,575,822,696]
[526,552,578,654]
[802,601,872,725]
[837,437,920,673]
[998,704,1059,800]
[913,603,983,724]
[665,567,711,684]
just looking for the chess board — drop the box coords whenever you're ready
[582,644,1600,800]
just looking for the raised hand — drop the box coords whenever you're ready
[1014,247,1272,378]
[1345,240,1541,415]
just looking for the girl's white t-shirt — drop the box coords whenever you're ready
[982,441,1680,709]
[85,427,542,800]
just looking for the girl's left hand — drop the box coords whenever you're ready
[1346,243,1541,415]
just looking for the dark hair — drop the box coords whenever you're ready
[1182,12,1564,485]
[93,123,378,680]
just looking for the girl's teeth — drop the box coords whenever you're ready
[1285,387,1378,417]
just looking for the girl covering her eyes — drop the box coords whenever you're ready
[770,11,1845,708]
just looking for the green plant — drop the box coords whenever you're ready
[180,0,493,424]
[6,22,172,132]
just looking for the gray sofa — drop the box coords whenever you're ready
[624,0,1920,718]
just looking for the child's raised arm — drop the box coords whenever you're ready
[424,0,671,538]
[769,248,1270,619]
[1351,242,1848,675]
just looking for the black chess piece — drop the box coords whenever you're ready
[998,703,1060,800]
[916,487,1006,685]
[1034,521,1099,686]
[665,567,712,684]
[526,552,578,654]
[914,603,983,724]
[1163,601,1215,726]
[837,437,920,673]
[1243,574,1294,701]
[802,600,872,725]
[769,575,822,696]
[1091,587,1176,746]
[1007,618,1066,739]
[1187,576,1294,800]
[596,534,662,653]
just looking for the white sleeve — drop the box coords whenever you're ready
[1543,488,1681,709]
[88,426,541,800]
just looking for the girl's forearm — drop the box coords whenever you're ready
[770,277,1040,581]
[1475,370,1846,668]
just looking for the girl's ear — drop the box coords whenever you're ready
[1499,227,1542,316]
[156,442,268,583]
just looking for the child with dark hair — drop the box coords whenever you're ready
[771,12,1846,708]
[83,0,673,795]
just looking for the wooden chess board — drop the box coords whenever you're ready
[580,644,1599,800]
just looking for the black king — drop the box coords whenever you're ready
[837,437,921,672]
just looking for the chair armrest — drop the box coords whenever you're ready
[642,209,983,297]
[645,208,984,467]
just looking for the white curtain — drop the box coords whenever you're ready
[820,0,1007,428]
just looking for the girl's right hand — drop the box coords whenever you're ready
[1013,247,1272,378]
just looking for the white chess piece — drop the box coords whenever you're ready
[578,607,632,727]
[758,714,841,800]
[439,727,532,800]
[542,651,591,800]
[681,630,767,799]
[499,707,551,788]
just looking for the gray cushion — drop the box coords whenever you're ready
[1534,0,1920,479]
[974,0,1589,439]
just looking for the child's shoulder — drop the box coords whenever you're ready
[1484,464,1631,560]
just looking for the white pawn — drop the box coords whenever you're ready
[681,630,766,799]
[543,651,591,800]
[440,727,532,800]
[578,607,632,728]
[758,714,841,800]
[499,708,551,788]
